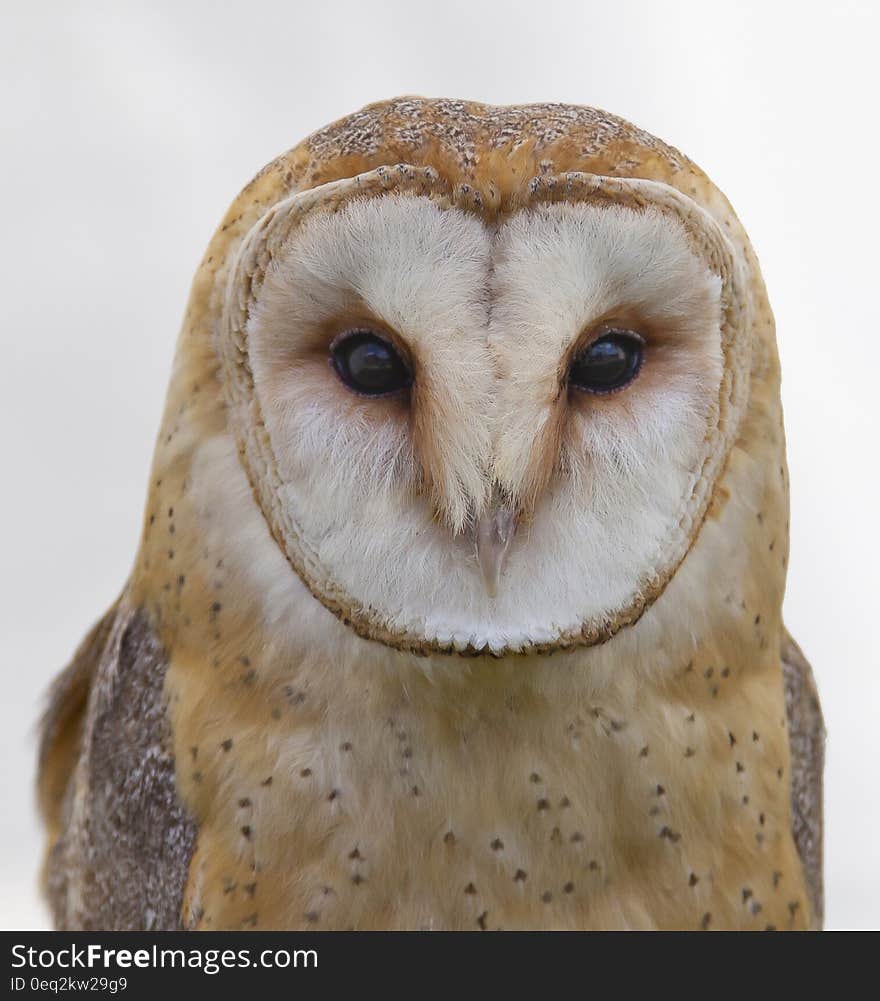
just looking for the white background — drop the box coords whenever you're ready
[1,0,877,930]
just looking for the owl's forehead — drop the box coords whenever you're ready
[294,184,691,242]
[275,189,714,334]
[295,97,691,212]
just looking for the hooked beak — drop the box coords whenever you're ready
[475,501,518,599]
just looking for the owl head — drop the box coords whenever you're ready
[143,99,769,659]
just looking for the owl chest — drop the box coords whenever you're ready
[184,681,809,931]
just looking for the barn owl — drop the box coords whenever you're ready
[38,97,824,931]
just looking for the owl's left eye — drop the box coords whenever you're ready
[330,330,412,397]
[568,328,645,394]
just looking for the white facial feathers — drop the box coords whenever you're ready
[241,192,724,652]
[251,196,494,533]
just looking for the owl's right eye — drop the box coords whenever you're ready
[330,330,412,397]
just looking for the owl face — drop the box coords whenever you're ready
[221,167,744,655]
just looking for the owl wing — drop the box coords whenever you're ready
[37,602,196,929]
[37,601,119,837]
[781,629,825,929]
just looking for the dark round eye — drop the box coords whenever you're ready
[330,329,412,397]
[568,328,644,394]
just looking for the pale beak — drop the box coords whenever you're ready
[475,502,518,599]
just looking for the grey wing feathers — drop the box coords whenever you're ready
[781,629,825,929]
[37,603,196,930]
[38,602,118,835]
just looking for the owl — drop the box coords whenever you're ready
[37,97,824,931]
